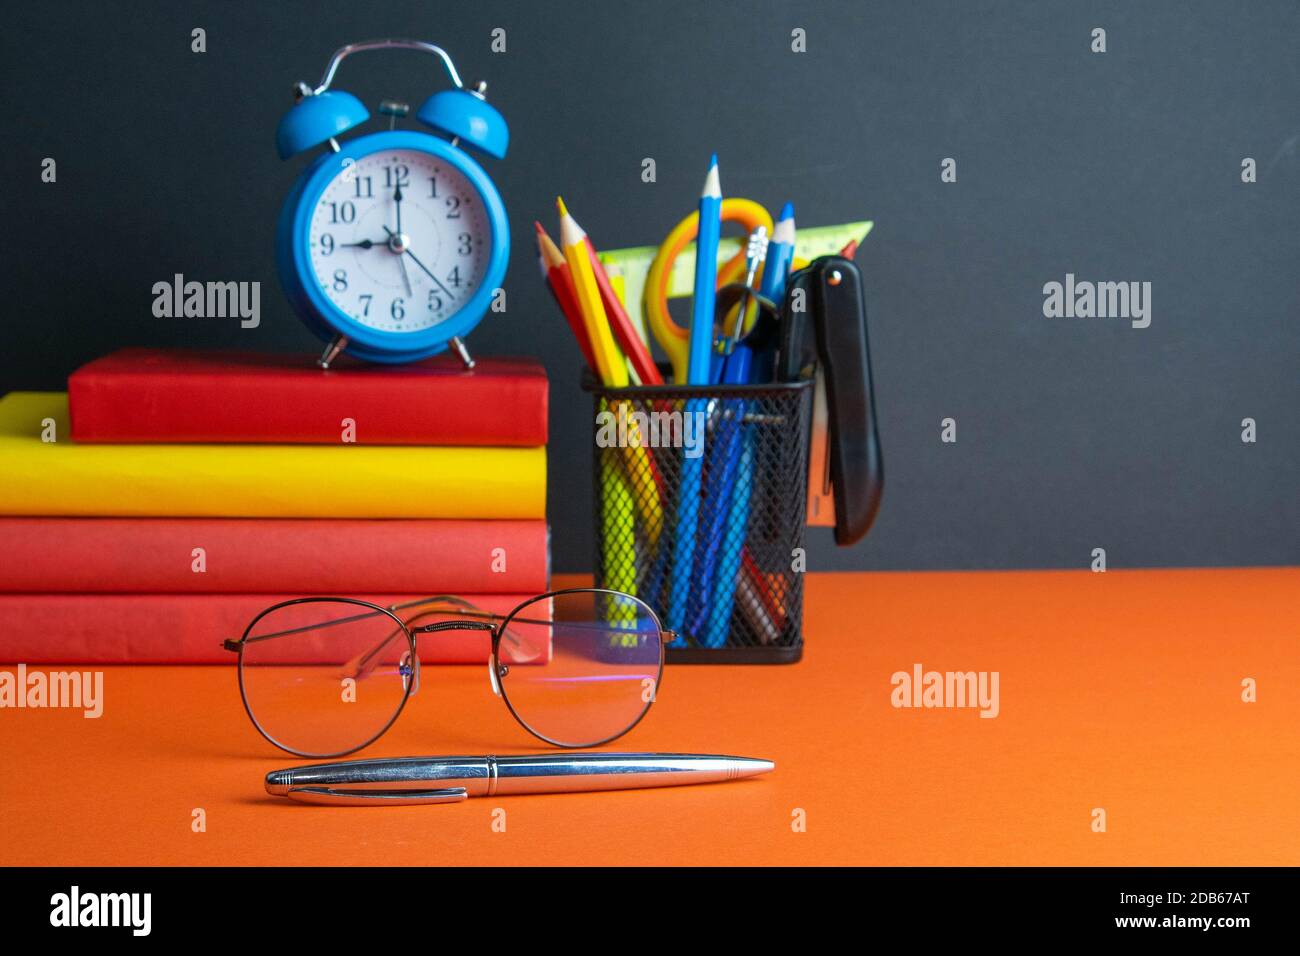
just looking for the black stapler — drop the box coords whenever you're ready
[778,256,883,546]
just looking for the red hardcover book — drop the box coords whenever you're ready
[0,593,542,664]
[68,348,548,445]
[0,517,549,594]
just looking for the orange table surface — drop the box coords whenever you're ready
[1,568,1297,867]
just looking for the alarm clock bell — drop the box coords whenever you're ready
[416,88,508,160]
[276,90,370,160]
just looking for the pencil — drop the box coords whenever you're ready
[535,221,598,373]
[586,242,663,385]
[669,154,722,636]
[557,197,625,387]
[558,200,664,551]
[686,154,722,385]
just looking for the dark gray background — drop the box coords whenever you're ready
[3,1,1296,572]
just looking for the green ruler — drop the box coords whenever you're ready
[597,220,873,340]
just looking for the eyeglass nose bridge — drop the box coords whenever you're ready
[410,620,496,637]
[405,616,496,697]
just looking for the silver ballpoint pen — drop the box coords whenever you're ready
[266,752,775,805]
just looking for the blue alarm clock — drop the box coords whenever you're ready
[275,39,509,367]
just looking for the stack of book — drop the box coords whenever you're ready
[0,348,549,663]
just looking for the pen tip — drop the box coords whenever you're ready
[533,219,545,235]
[708,152,718,167]
[555,195,569,217]
[778,202,795,221]
[731,756,775,778]
[265,769,292,796]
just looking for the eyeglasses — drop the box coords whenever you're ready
[223,588,672,758]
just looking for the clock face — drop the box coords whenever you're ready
[306,148,493,333]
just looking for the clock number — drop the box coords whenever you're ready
[391,298,405,321]
[319,234,335,255]
[354,176,373,199]
[328,201,356,224]
[332,269,348,291]
[446,266,462,288]
[445,196,462,219]
[428,175,438,199]
[427,291,443,313]
[383,164,410,189]
[358,294,372,317]
[457,233,473,256]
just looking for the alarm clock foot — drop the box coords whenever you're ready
[450,336,475,370]
[318,335,349,369]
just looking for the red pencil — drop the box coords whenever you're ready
[535,221,598,373]
[584,240,663,385]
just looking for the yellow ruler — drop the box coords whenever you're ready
[597,220,873,341]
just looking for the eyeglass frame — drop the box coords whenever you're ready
[223,586,674,758]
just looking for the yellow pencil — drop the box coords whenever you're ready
[557,198,663,552]
[557,197,625,387]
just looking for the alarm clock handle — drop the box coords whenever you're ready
[313,39,466,96]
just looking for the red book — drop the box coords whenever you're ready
[68,348,548,445]
[0,517,549,594]
[0,593,542,664]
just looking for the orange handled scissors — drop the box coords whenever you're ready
[643,198,773,385]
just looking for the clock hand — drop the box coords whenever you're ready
[396,250,413,297]
[386,187,414,296]
[367,187,412,296]
[340,239,386,249]
[382,226,457,301]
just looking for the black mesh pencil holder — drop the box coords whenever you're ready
[585,374,812,663]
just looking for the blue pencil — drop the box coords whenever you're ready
[668,155,722,639]
[700,204,795,644]
[691,220,772,641]
[687,154,722,384]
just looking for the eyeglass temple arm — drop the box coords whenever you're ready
[222,602,410,652]
[401,602,676,637]
[220,596,493,653]
[355,601,668,672]
[223,597,676,665]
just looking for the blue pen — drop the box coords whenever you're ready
[700,204,795,645]
[705,422,754,645]
[743,202,795,384]
[668,155,723,641]
[764,202,796,302]
[694,341,754,645]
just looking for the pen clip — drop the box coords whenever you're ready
[285,786,469,806]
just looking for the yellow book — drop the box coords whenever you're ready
[0,392,546,519]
